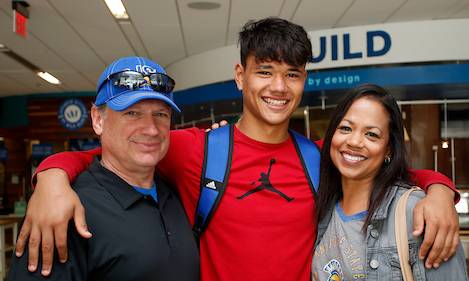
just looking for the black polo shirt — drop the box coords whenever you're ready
[8,158,199,281]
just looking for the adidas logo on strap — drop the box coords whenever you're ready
[205,181,216,190]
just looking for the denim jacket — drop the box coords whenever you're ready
[315,182,468,281]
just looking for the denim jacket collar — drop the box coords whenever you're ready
[371,181,411,221]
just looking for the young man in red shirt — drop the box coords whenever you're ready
[16,18,459,281]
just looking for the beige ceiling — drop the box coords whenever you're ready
[0,0,468,97]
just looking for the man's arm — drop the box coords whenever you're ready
[410,169,459,269]
[31,148,100,186]
[410,168,459,202]
[16,149,99,276]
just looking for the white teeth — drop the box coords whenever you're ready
[263,97,287,106]
[343,153,365,162]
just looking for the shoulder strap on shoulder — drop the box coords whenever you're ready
[394,187,419,281]
[193,124,234,238]
[289,129,321,196]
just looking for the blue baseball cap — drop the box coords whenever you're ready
[95,56,180,112]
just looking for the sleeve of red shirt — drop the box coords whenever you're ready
[32,147,101,187]
[409,168,459,202]
[32,128,202,190]
[313,139,459,202]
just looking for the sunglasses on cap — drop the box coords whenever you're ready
[101,70,175,94]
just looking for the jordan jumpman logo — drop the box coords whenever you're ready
[237,159,294,202]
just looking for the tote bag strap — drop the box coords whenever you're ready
[395,186,420,281]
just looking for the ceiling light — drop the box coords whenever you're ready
[2,48,61,86]
[104,0,129,19]
[441,140,449,149]
[0,44,8,52]
[187,1,221,10]
[37,71,61,85]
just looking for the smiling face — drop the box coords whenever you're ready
[235,55,306,133]
[91,99,171,175]
[330,97,391,186]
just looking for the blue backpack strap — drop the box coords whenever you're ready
[289,129,321,196]
[193,124,234,238]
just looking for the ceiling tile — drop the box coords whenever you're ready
[48,0,135,64]
[0,74,35,97]
[117,21,150,58]
[336,0,407,27]
[387,0,462,22]
[278,0,302,20]
[292,0,355,30]
[444,0,469,18]
[226,0,284,44]
[179,0,230,56]
[8,71,65,95]
[125,0,186,66]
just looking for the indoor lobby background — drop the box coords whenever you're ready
[0,0,469,279]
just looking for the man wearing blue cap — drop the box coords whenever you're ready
[7,57,199,281]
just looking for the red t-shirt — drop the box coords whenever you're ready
[159,127,317,281]
[34,127,458,281]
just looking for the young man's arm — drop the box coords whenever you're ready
[32,148,100,185]
[409,168,459,201]
[409,169,459,269]
[15,149,99,276]
[9,222,88,280]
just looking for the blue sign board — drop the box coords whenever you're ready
[305,63,469,92]
[31,144,53,159]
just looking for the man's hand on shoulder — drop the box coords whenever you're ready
[205,120,229,132]
[412,183,458,269]
[15,168,92,276]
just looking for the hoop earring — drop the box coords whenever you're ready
[384,155,391,165]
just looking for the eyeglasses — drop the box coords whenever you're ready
[102,70,175,94]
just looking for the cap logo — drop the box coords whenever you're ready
[136,64,157,75]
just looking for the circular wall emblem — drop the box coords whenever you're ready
[58,99,88,130]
